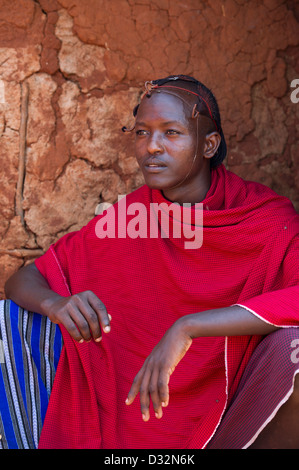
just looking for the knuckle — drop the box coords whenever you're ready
[67,324,81,340]
[67,323,77,334]
[149,384,156,394]
[65,302,77,315]
[86,290,95,297]
[86,310,98,325]
[160,389,168,399]
[139,385,147,396]
[132,375,140,386]
[157,379,165,390]
[72,293,82,304]
[96,302,107,314]
[140,403,149,412]
[75,316,88,329]
[79,290,92,298]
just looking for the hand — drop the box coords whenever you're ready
[41,290,111,343]
[125,318,192,421]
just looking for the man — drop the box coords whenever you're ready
[4,75,299,448]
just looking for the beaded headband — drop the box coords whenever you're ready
[122,75,220,133]
[142,81,219,132]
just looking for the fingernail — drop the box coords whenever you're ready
[79,339,84,344]
[125,398,129,405]
[104,325,110,333]
[108,314,112,321]
[161,402,167,407]
[95,337,102,342]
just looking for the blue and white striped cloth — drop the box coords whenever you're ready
[0,300,62,449]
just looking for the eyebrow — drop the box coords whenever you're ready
[135,120,185,127]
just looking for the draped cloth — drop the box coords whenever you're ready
[35,165,299,449]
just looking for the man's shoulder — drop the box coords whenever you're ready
[224,166,295,209]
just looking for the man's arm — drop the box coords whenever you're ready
[5,262,62,316]
[180,305,280,338]
[126,305,280,421]
[5,262,111,343]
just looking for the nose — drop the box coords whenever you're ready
[147,132,164,155]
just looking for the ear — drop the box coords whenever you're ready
[203,132,221,159]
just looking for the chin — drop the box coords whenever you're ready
[143,177,176,191]
[142,169,177,187]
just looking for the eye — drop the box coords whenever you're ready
[165,129,181,135]
[135,129,148,136]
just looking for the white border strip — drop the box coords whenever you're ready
[44,317,52,395]
[234,304,299,329]
[22,310,39,448]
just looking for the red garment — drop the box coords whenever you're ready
[36,165,299,449]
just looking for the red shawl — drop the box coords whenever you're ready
[36,165,299,449]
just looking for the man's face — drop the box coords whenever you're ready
[134,91,213,204]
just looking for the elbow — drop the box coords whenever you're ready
[4,276,12,299]
[4,271,17,299]
[4,261,37,300]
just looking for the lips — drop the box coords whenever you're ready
[145,158,167,168]
[144,160,167,173]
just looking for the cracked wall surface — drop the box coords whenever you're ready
[0,0,298,297]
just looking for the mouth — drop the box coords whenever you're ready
[144,159,167,172]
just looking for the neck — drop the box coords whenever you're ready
[162,167,211,205]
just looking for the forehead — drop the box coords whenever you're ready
[136,92,191,125]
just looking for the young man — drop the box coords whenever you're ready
[4,76,299,449]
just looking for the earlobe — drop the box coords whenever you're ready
[203,132,221,159]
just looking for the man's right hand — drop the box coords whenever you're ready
[5,262,111,344]
[42,291,111,343]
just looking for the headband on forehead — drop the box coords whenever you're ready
[142,81,220,132]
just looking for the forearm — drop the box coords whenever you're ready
[4,262,63,316]
[180,305,280,338]
[126,304,280,420]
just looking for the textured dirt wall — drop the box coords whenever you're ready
[0,0,298,297]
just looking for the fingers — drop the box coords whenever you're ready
[125,322,193,422]
[87,291,111,335]
[126,362,170,422]
[67,297,101,342]
[125,369,143,407]
[55,291,111,343]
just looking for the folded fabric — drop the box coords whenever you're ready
[35,164,299,449]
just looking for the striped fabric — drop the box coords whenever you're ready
[0,300,62,449]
